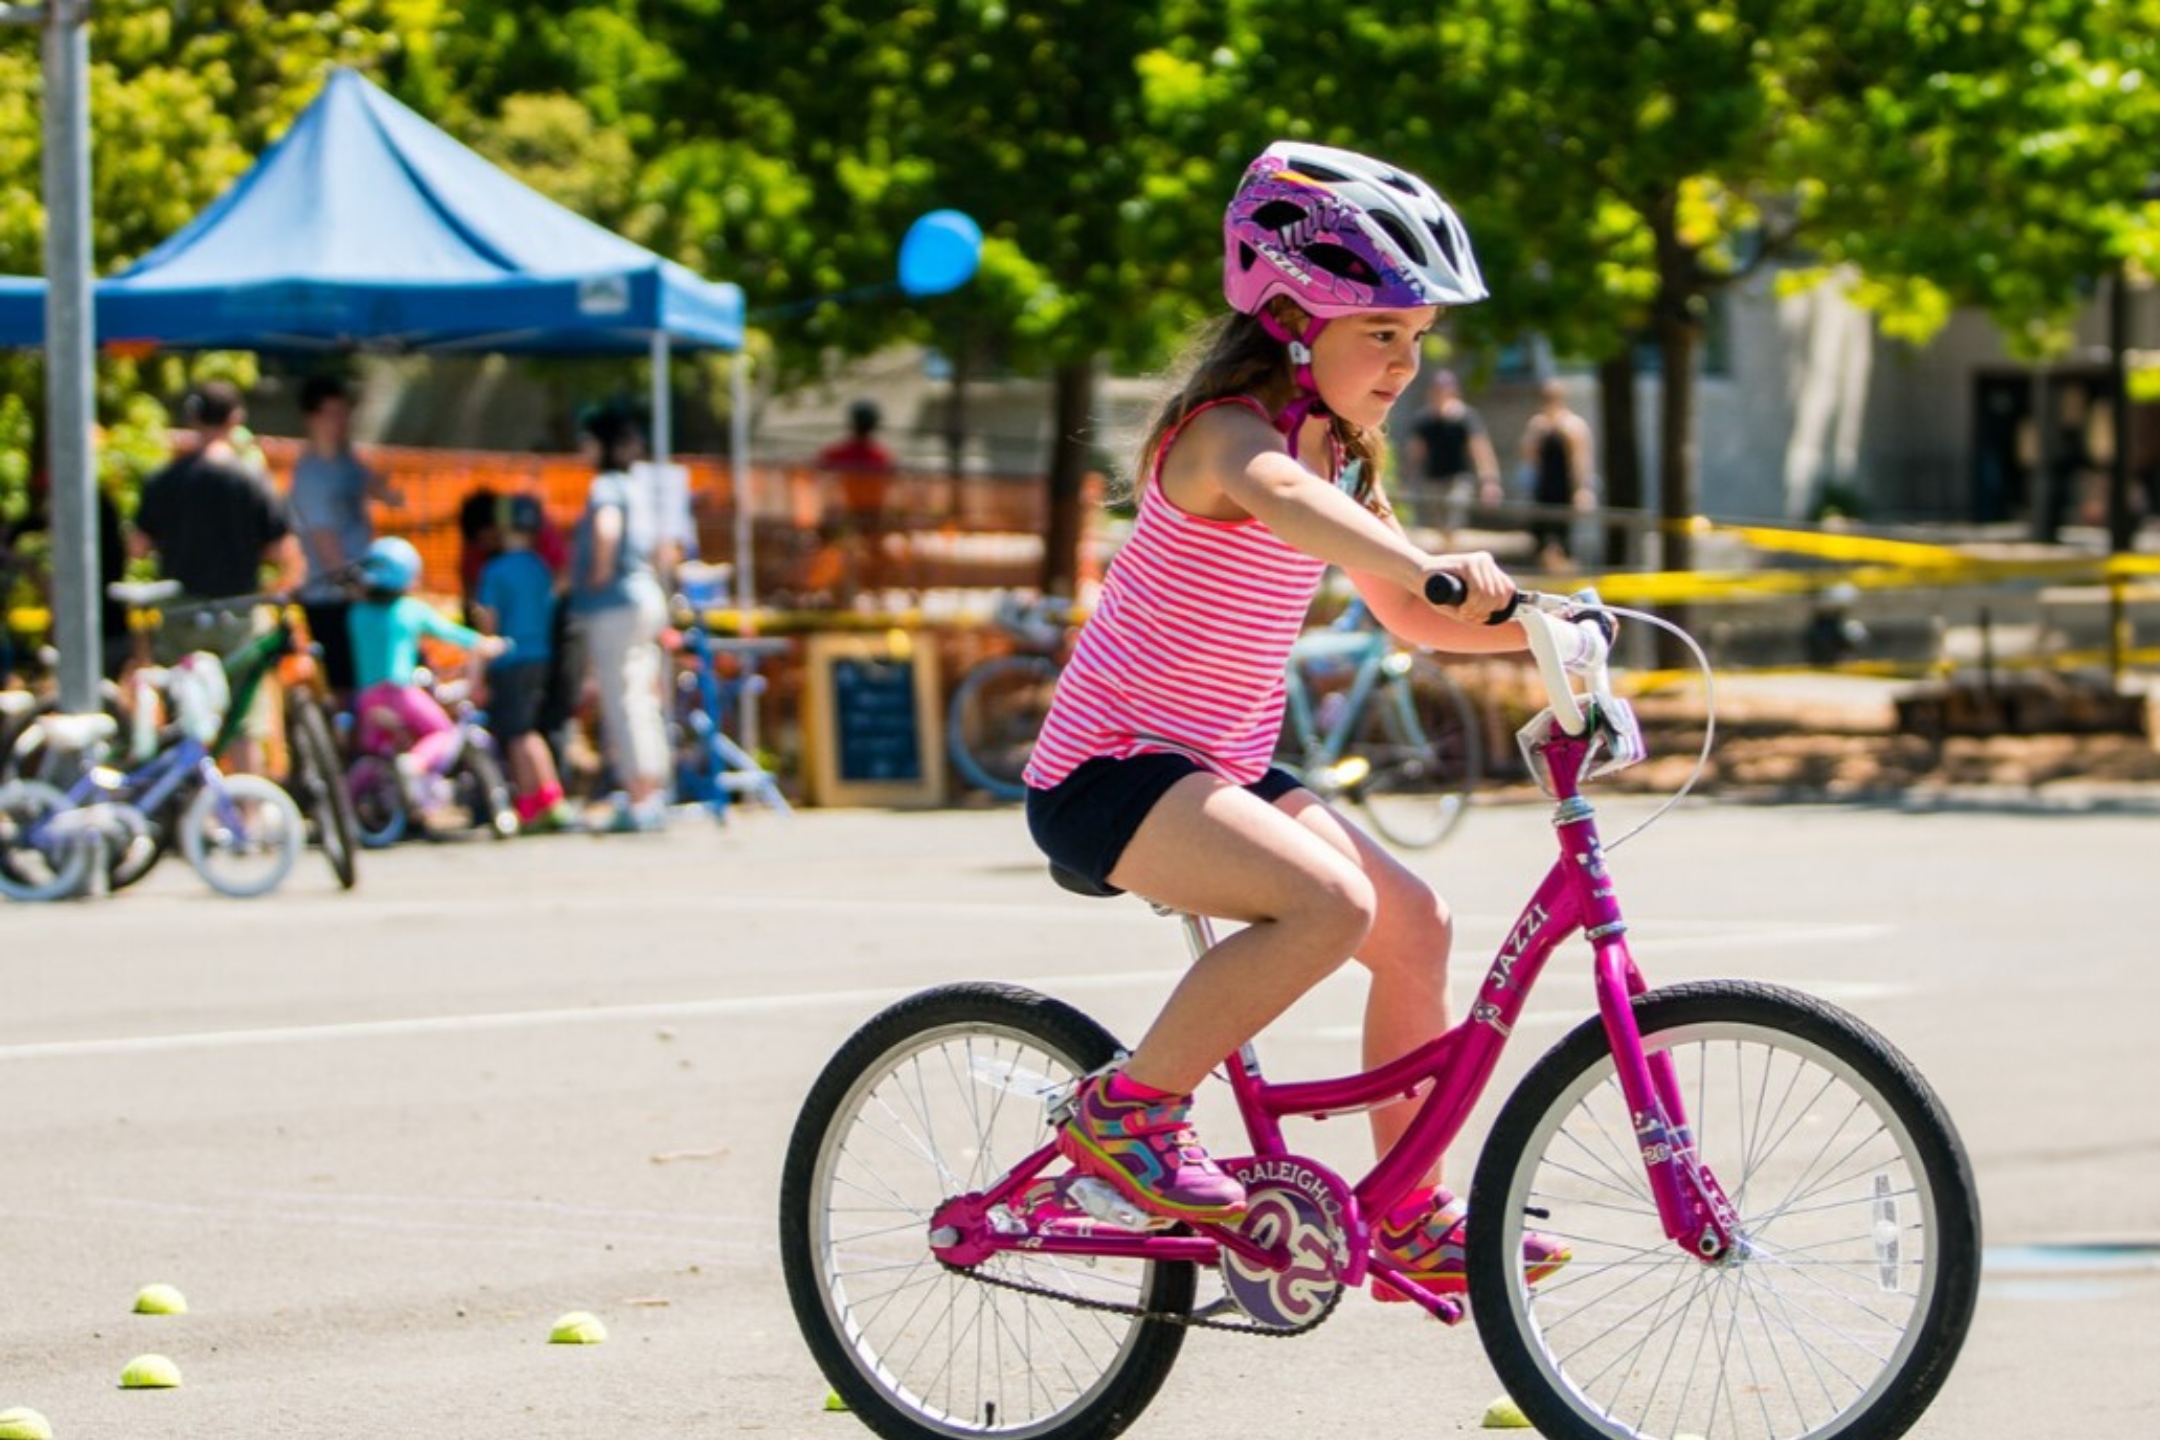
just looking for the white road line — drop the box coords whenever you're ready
[0,921,1893,1064]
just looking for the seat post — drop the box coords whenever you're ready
[1178,911,1218,963]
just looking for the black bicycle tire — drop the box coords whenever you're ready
[285,692,359,889]
[346,754,408,849]
[453,743,518,839]
[779,982,1193,1440]
[946,654,1059,802]
[1350,654,1480,849]
[1467,980,1981,1440]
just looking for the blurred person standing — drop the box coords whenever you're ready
[1403,369,1500,536]
[290,374,401,694]
[474,494,576,833]
[819,399,900,593]
[131,381,305,772]
[570,402,670,833]
[1517,380,1596,568]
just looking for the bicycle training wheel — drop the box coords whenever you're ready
[179,772,305,898]
[345,755,409,849]
[285,693,359,889]
[1467,980,1981,1440]
[779,982,1194,1440]
[1351,654,1479,849]
[946,655,1059,802]
[0,779,93,902]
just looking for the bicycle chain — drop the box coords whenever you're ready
[943,1258,1340,1338]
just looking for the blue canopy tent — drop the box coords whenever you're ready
[94,67,742,355]
[3,67,765,648]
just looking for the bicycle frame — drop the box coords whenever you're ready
[34,731,219,850]
[940,620,1741,1320]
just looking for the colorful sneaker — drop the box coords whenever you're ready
[1054,1074,1247,1223]
[1370,1187,1569,1302]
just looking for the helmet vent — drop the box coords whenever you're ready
[1304,242,1379,284]
[1286,159,1351,185]
[1426,220,1462,273]
[1251,199,1307,230]
[1369,212,1427,266]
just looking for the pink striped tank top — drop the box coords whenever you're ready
[1025,396,1329,789]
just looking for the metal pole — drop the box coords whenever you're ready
[647,330,672,470]
[41,0,98,710]
[2109,263,2136,555]
[729,348,758,753]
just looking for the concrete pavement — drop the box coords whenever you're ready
[0,796,2154,1437]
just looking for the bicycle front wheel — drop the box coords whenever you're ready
[286,693,359,889]
[1351,654,1479,849]
[779,983,1193,1440]
[179,773,305,898]
[947,655,1059,802]
[1468,981,1981,1440]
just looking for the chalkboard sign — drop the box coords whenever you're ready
[803,633,946,807]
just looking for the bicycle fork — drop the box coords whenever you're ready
[1565,795,1742,1262]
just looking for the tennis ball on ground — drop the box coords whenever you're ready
[119,1354,182,1389]
[0,1406,54,1440]
[1480,1394,1531,1429]
[133,1283,187,1315]
[823,1391,850,1412]
[548,1311,607,1344]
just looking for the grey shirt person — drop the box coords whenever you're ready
[290,448,382,598]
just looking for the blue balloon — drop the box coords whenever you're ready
[897,210,983,297]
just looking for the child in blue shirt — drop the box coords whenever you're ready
[474,495,575,831]
[348,536,506,783]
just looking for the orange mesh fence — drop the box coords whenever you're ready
[256,438,1058,608]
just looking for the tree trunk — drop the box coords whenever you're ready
[1040,357,1095,598]
[1595,350,1641,568]
[1650,197,1703,664]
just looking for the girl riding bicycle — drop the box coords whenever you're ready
[347,536,507,805]
[1023,141,1558,1295]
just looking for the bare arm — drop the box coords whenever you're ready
[587,505,623,590]
[1166,405,1518,630]
[264,533,307,596]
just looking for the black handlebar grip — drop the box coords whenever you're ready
[1422,572,1523,626]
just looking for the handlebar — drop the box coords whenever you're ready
[1423,573,1616,740]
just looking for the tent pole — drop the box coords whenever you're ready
[40,0,98,711]
[730,348,758,753]
[648,330,672,470]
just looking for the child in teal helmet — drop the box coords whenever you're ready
[348,536,506,780]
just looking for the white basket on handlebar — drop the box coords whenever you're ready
[1513,589,1647,797]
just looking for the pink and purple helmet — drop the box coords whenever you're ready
[1224,141,1487,320]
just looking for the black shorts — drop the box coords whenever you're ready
[486,658,549,738]
[1025,753,1305,895]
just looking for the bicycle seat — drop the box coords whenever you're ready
[107,579,184,606]
[1048,863,1123,900]
[37,711,118,752]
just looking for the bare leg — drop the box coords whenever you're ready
[1275,791,1455,1173]
[1105,774,1381,1096]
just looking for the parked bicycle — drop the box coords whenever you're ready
[343,667,516,847]
[1276,595,1481,848]
[780,587,1979,1440]
[667,566,794,819]
[944,594,1073,801]
[0,652,305,901]
[4,583,359,893]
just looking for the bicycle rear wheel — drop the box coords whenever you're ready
[779,983,1193,1440]
[345,754,408,848]
[1351,654,1479,849]
[1467,981,1981,1440]
[947,655,1058,802]
[179,773,305,898]
[0,779,93,902]
[285,693,358,889]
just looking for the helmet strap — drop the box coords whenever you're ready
[1256,310,1330,441]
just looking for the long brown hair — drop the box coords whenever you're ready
[1125,305,1391,515]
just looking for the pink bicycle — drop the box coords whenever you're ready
[780,590,1980,1440]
